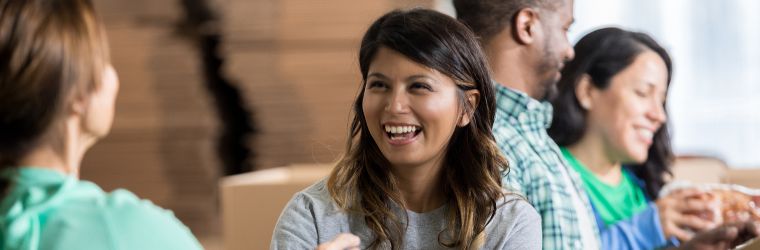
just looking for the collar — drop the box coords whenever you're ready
[493,83,554,128]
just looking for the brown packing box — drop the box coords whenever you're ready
[220,164,333,250]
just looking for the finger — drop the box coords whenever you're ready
[669,188,704,198]
[674,198,715,213]
[329,233,360,249]
[668,224,697,242]
[673,213,717,231]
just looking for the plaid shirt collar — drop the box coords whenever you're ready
[493,83,554,130]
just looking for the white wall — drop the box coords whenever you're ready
[570,0,760,168]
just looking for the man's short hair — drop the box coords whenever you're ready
[454,0,558,43]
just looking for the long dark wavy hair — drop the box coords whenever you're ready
[327,9,508,250]
[0,0,110,196]
[548,27,673,199]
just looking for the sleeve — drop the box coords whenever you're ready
[599,203,678,249]
[41,189,203,250]
[500,199,543,250]
[270,193,320,250]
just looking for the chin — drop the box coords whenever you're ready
[384,156,422,168]
[628,149,649,164]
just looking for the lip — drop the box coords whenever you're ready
[381,122,422,146]
[633,125,657,145]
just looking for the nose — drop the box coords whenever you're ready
[564,45,575,62]
[385,88,410,114]
[648,102,667,125]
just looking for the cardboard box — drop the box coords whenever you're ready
[724,169,760,189]
[671,156,729,184]
[220,164,333,250]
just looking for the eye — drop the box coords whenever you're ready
[634,89,648,97]
[367,80,387,90]
[410,82,433,91]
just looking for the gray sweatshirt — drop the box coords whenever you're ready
[271,179,541,249]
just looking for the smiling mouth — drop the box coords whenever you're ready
[635,128,655,144]
[384,124,422,141]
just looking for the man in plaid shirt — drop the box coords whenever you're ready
[454,0,599,249]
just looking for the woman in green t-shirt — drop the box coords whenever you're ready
[0,0,202,249]
[548,28,716,247]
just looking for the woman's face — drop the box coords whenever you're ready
[83,64,120,138]
[362,47,475,170]
[584,50,668,163]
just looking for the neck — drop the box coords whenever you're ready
[16,116,95,178]
[390,158,445,213]
[483,32,539,99]
[567,136,623,185]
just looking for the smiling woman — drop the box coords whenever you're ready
[548,27,715,248]
[271,8,541,250]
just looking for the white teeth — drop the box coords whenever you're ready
[384,125,419,134]
[637,129,653,140]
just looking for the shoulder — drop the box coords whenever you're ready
[493,193,541,223]
[483,193,542,249]
[284,179,340,215]
[42,182,202,250]
[272,179,350,249]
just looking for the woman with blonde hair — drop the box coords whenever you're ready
[272,9,540,250]
[0,0,202,249]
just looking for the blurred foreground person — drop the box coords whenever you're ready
[0,0,202,249]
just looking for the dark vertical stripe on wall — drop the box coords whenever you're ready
[178,0,257,175]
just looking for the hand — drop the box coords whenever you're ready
[657,188,717,241]
[676,221,760,250]
[316,233,360,250]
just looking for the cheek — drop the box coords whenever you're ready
[417,93,460,134]
[361,95,381,132]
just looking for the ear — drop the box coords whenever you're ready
[575,74,595,110]
[458,89,480,127]
[513,8,540,45]
[69,94,87,118]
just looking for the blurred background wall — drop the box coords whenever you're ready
[82,0,432,248]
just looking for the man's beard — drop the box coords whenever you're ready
[537,75,559,101]
[535,57,561,101]
[533,37,564,101]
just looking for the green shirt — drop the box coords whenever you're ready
[560,147,649,226]
[0,167,203,250]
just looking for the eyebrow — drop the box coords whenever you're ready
[367,73,436,83]
[643,81,668,97]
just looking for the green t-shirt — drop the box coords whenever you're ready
[560,148,649,226]
[0,167,203,250]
